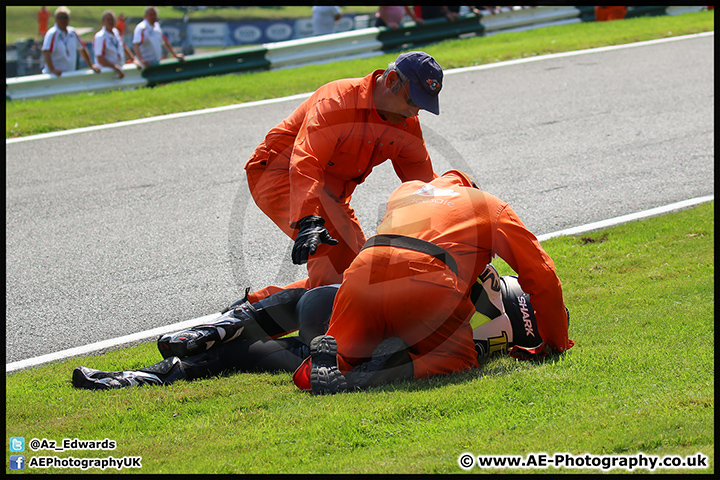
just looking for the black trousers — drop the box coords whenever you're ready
[173,285,339,381]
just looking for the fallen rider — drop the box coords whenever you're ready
[72,264,567,392]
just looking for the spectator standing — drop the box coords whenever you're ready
[312,6,342,36]
[94,10,143,78]
[116,13,126,37]
[38,6,51,37]
[375,6,424,29]
[133,6,184,68]
[41,7,100,76]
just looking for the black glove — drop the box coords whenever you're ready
[292,215,339,265]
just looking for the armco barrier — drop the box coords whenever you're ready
[6,6,708,101]
[481,5,583,32]
[378,15,485,49]
[145,27,385,86]
[263,28,384,70]
[141,45,270,87]
[6,65,147,101]
[377,6,591,47]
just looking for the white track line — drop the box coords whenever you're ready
[6,195,713,374]
[6,313,222,374]
[5,93,314,144]
[6,32,712,145]
[445,31,714,77]
[536,195,715,242]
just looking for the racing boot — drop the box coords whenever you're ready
[158,288,308,359]
[72,356,186,390]
[309,335,348,395]
[344,337,414,391]
[157,302,261,359]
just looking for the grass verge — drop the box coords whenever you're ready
[6,201,714,474]
[6,10,714,138]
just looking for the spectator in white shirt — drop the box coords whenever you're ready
[312,6,342,36]
[42,6,100,76]
[133,6,184,68]
[94,10,143,79]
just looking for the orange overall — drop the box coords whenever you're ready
[325,171,572,379]
[245,70,435,302]
[38,8,51,37]
[594,6,627,22]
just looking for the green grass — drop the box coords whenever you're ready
[5,202,714,474]
[6,10,714,138]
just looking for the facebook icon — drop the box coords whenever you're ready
[10,455,25,470]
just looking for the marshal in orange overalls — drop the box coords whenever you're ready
[245,69,436,302]
[38,7,51,36]
[325,171,572,379]
[594,6,627,21]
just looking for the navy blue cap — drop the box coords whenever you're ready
[395,51,443,115]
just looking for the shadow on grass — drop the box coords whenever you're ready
[66,345,567,396]
[339,349,569,395]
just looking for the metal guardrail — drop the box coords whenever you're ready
[6,65,147,100]
[142,45,270,87]
[263,28,384,70]
[378,14,485,49]
[144,27,387,86]
[6,6,707,101]
[483,5,586,32]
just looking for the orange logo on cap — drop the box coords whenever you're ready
[426,79,440,91]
